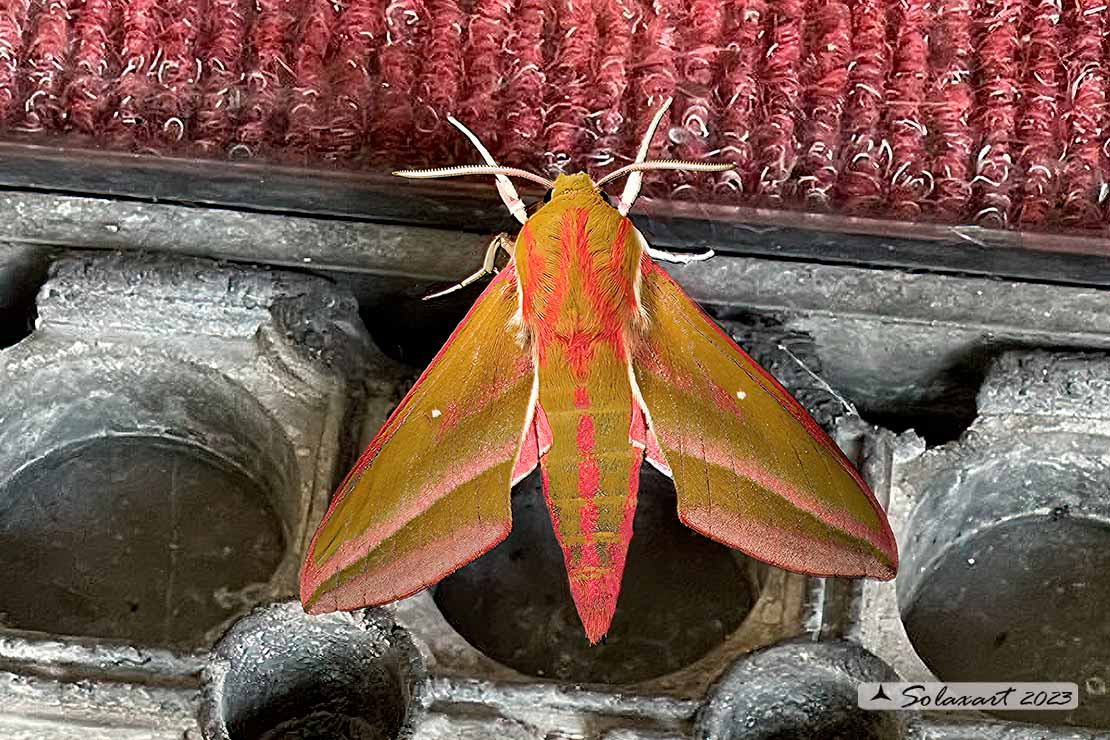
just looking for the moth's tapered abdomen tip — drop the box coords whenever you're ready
[580,606,615,645]
[568,576,622,644]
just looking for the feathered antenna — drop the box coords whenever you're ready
[394,164,555,187]
[601,98,732,215]
[394,115,553,223]
[595,159,735,187]
[394,98,733,219]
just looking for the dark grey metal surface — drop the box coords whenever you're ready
[0,253,379,650]
[894,352,1110,729]
[0,193,1107,739]
[3,142,1110,286]
[5,189,1110,439]
[0,252,388,739]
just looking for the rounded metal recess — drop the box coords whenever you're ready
[199,601,428,740]
[695,640,904,740]
[897,351,1110,728]
[0,358,297,649]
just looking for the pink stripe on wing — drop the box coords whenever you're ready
[665,433,893,554]
[302,438,517,602]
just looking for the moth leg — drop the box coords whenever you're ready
[644,245,715,264]
[424,233,516,300]
[633,225,714,264]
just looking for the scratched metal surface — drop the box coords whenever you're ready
[0,192,1108,739]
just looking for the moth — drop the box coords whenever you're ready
[300,100,898,643]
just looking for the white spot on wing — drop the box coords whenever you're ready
[431,409,442,418]
[736,390,747,400]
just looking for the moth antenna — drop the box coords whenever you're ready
[447,115,530,224]
[596,159,735,189]
[615,97,672,216]
[394,164,555,190]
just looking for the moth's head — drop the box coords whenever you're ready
[550,172,596,197]
[540,172,611,209]
[393,99,733,221]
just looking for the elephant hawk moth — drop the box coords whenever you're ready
[300,100,898,643]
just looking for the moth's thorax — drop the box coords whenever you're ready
[514,173,644,368]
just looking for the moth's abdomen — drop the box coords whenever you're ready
[536,341,640,643]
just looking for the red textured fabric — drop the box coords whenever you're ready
[1,0,1110,230]
[796,0,850,208]
[928,0,973,221]
[21,0,69,132]
[836,0,890,213]
[285,0,335,152]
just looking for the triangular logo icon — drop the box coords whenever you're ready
[870,684,892,702]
